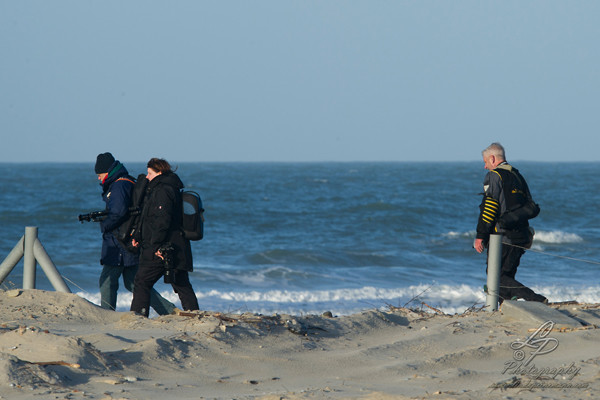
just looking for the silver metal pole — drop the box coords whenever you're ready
[34,239,71,293]
[486,234,502,311]
[0,236,25,286]
[23,227,38,289]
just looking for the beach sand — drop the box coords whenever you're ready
[0,289,599,399]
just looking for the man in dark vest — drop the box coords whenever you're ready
[473,143,547,304]
[94,152,177,314]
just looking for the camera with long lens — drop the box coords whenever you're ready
[157,242,176,284]
[78,210,108,223]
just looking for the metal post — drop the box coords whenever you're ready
[486,234,502,311]
[0,236,25,285]
[23,227,38,290]
[34,238,71,293]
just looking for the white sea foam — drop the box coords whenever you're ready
[533,230,584,244]
[75,282,596,317]
[77,282,600,317]
[531,284,600,304]
[443,231,475,239]
[444,229,584,245]
[443,229,585,261]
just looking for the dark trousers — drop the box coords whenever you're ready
[99,264,176,315]
[130,264,199,317]
[497,244,545,302]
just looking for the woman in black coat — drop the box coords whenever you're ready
[130,158,199,317]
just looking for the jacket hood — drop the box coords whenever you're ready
[149,171,184,191]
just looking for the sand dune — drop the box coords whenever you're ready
[1,289,599,399]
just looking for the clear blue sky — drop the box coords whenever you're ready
[1,1,598,163]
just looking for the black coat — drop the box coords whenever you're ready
[136,171,193,271]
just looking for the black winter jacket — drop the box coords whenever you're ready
[136,171,193,271]
[475,162,533,246]
[99,161,138,267]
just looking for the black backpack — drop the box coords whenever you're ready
[496,166,540,230]
[118,176,205,243]
[181,190,204,241]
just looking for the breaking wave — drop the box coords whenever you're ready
[77,283,600,317]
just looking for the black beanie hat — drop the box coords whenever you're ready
[95,152,115,174]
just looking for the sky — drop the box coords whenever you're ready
[1,1,598,163]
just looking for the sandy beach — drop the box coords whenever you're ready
[0,289,599,400]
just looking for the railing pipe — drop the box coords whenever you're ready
[0,236,24,285]
[486,234,502,311]
[34,238,71,293]
[23,226,38,289]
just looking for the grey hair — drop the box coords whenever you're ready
[482,142,505,160]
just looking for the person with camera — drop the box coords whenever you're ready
[94,152,176,314]
[130,158,199,317]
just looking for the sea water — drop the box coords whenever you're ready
[1,162,598,315]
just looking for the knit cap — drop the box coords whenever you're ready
[95,152,115,174]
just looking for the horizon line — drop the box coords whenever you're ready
[0,159,597,164]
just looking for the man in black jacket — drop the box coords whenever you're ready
[95,152,176,314]
[473,143,547,304]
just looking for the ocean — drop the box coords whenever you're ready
[1,162,599,316]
